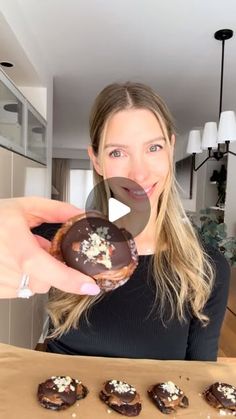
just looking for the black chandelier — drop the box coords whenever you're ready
[187,29,236,172]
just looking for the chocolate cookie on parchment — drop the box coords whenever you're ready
[37,375,88,410]
[100,379,142,416]
[148,380,189,414]
[203,382,236,414]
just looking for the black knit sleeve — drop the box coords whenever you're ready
[185,246,230,361]
[31,223,62,241]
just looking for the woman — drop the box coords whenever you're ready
[45,82,230,360]
[0,82,230,360]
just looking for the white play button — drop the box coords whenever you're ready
[85,177,151,239]
[108,197,131,222]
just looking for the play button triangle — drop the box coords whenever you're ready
[108,197,131,222]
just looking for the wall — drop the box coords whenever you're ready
[0,1,53,196]
[18,86,47,120]
[224,141,236,236]
[53,147,89,160]
[70,158,91,170]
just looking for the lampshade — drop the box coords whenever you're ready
[217,110,236,143]
[186,130,202,154]
[201,122,218,149]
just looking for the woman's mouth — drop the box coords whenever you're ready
[123,183,157,200]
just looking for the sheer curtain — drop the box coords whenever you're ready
[51,158,70,202]
[69,169,93,209]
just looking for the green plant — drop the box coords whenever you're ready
[191,208,236,267]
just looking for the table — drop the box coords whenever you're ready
[0,343,235,418]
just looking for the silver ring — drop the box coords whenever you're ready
[17,273,33,299]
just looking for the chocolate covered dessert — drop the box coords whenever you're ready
[50,211,138,291]
[37,375,88,410]
[203,382,236,414]
[147,381,189,414]
[99,379,142,416]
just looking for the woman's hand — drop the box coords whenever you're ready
[0,197,101,298]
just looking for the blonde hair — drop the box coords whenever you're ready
[47,82,214,337]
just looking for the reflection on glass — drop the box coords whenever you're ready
[27,109,46,161]
[0,80,23,148]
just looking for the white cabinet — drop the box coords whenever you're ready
[0,147,12,198]
[12,153,47,197]
[9,294,47,349]
[0,79,25,154]
[0,148,48,349]
[27,105,46,163]
[9,299,33,349]
[0,300,10,344]
[0,70,47,164]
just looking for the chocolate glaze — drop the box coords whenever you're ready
[38,377,77,410]
[50,211,139,291]
[204,382,236,411]
[37,376,88,411]
[148,381,188,414]
[61,216,133,276]
[109,403,142,417]
[100,379,142,417]
[104,380,137,403]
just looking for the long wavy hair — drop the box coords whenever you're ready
[47,82,214,337]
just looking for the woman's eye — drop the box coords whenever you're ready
[149,144,162,152]
[109,149,122,158]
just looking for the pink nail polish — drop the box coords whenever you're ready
[80,283,100,295]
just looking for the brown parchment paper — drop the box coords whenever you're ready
[0,343,236,419]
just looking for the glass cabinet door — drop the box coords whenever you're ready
[27,107,46,164]
[0,79,24,152]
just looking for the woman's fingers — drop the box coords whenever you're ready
[19,232,101,295]
[0,197,101,298]
[0,288,21,299]
[19,232,100,295]
[33,235,51,252]
[14,197,83,227]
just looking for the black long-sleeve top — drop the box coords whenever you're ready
[33,223,230,360]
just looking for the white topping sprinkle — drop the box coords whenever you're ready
[79,227,114,269]
[217,384,236,403]
[71,413,77,418]
[161,381,180,395]
[109,380,136,394]
[51,376,75,393]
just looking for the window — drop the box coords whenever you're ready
[69,169,93,209]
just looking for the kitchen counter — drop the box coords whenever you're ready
[0,343,235,418]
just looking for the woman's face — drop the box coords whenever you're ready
[90,108,174,212]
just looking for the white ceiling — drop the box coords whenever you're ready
[1,0,236,154]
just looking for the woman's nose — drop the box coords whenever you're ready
[127,156,149,185]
